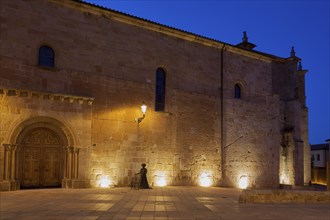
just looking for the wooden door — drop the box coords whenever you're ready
[43,147,60,186]
[21,128,61,188]
[22,147,41,187]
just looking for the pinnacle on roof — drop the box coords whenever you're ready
[242,31,248,43]
[290,46,296,57]
[236,31,256,50]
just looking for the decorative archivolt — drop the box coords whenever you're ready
[8,116,76,147]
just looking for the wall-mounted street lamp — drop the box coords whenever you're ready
[137,101,147,124]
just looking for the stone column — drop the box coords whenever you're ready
[66,146,74,179]
[4,145,11,181]
[73,148,80,179]
[279,130,295,186]
[62,146,73,188]
[0,144,18,191]
[294,140,304,186]
[63,146,82,188]
[0,145,4,182]
[3,144,17,181]
[10,145,17,180]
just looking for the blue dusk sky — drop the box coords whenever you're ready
[83,0,329,144]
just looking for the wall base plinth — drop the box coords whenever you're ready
[0,180,20,191]
[62,179,90,189]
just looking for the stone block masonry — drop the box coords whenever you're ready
[0,0,310,189]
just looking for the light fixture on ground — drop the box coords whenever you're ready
[99,175,111,188]
[238,175,248,189]
[137,101,147,124]
[199,171,213,187]
[155,174,167,187]
[280,174,290,185]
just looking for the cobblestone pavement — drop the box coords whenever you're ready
[1,186,329,220]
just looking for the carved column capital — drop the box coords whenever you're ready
[66,146,75,153]
[3,144,18,151]
[2,143,18,181]
[64,146,80,179]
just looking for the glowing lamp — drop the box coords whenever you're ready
[199,171,212,187]
[156,176,167,187]
[137,101,147,124]
[141,102,147,114]
[238,175,248,189]
[280,174,290,184]
[99,176,111,188]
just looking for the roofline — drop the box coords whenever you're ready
[53,0,290,63]
[311,143,329,150]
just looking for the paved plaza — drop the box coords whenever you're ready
[1,186,329,220]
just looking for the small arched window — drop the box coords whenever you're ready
[234,83,241,99]
[155,68,166,111]
[38,46,55,67]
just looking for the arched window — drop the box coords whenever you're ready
[234,83,241,99]
[38,46,55,67]
[155,68,166,111]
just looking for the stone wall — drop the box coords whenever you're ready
[0,0,310,189]
[271,60,310,186]
[0,0,223,187]
[221,51,281,188]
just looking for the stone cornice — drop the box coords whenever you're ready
[0,88,94,105]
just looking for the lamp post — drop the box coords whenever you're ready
[137,102,147,124]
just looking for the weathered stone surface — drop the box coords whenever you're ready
[0,0,310,190]
[239,189,330,203]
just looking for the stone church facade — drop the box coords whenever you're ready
[0,0,310,191]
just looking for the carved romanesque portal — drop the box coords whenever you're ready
[0,115,88,191]
[3,116,81,190]
[20,128,63,188]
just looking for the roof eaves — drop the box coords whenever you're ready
[72,0,286,62]
[311,144,329,150]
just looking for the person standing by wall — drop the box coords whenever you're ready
[139,163,151,189]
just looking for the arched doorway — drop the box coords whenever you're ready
[21,127,62,188]
[7,116,76,189]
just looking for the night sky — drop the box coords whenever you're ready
[83,0,329,144]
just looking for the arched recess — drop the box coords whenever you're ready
[10,116,75,146]
[7,116,76,189]
[155,66,167,112]
[234,82,244,99]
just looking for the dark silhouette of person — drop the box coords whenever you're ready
[139,163,151,189]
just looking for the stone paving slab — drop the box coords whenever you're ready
[239,188,330,203]
[0,186,329,220]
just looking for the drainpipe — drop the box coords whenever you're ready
[220,44,225,185]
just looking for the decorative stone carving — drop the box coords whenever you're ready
[7,90,17,96]
[3,144,18,181]
[0,87,94,105]
[64,146,80,179]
